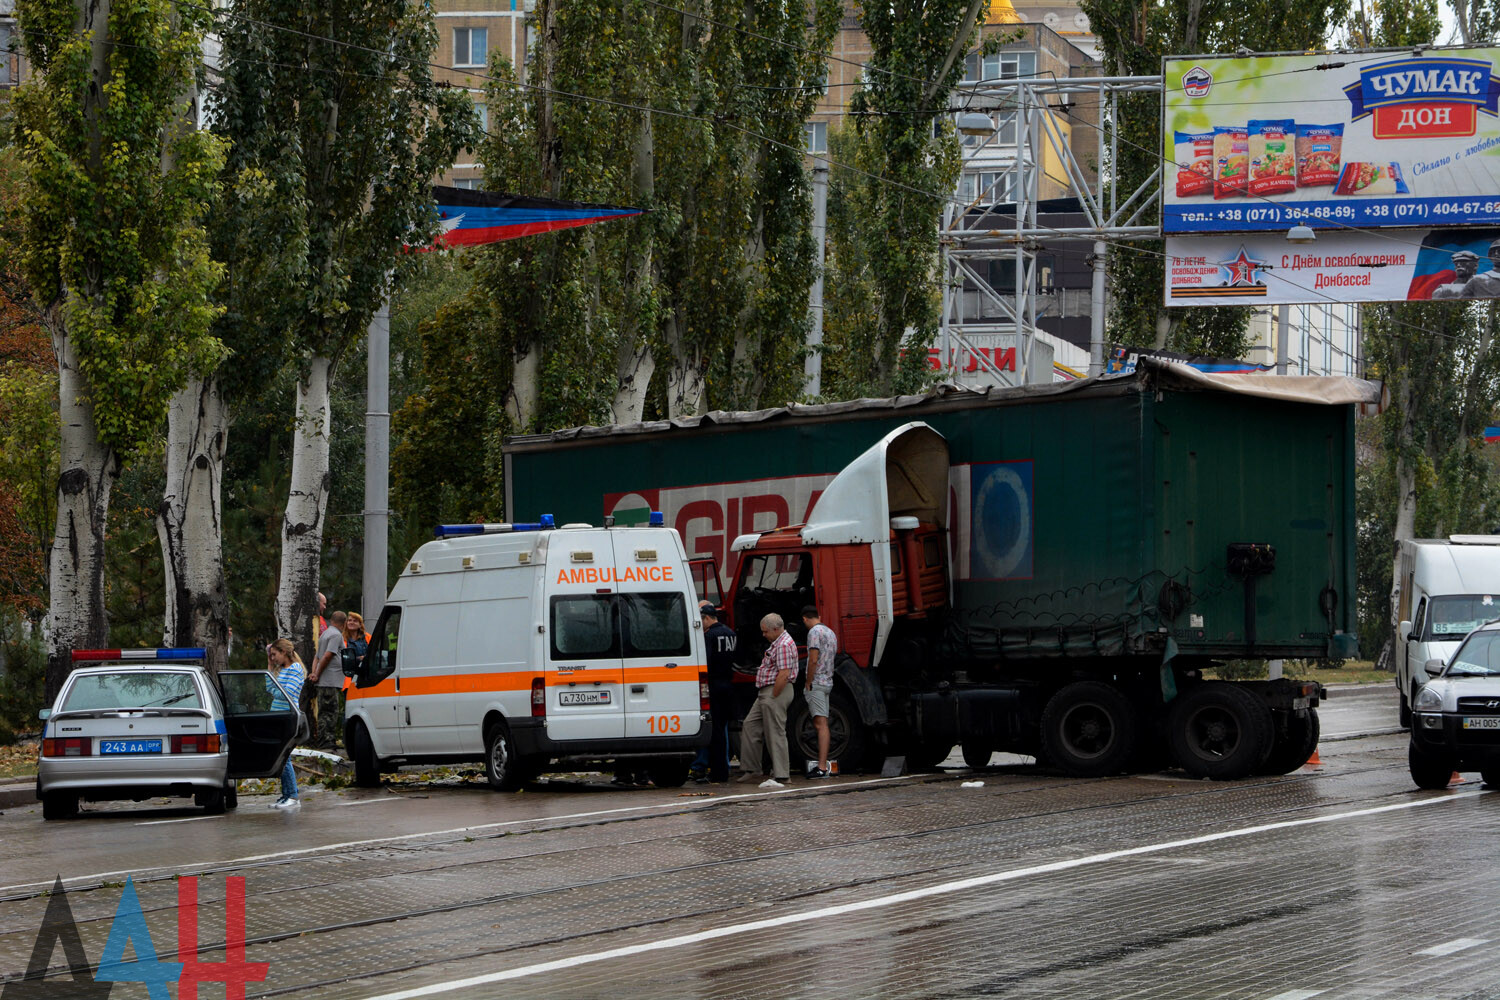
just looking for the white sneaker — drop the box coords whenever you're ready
[759,778,785,789]
[270,797,301,811]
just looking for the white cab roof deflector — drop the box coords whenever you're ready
[801,422,949,546]
[801,422,950,667]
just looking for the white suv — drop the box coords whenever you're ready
[1408,622,1500,790]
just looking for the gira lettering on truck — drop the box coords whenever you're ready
[1345,57,1500,138]
[340,513,711,792]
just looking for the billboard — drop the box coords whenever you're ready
[1164,227,1500,304]
[1162,49,1500,234]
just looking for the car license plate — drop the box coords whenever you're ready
[1462,717,1500,730]
[99,739,163,754]
[559,691,611,706]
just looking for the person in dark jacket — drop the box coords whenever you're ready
[689,603,738,783]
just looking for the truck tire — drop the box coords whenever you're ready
[1167,682,1272,780]
[41,791,79,820]
[1482,768,1500,788]
[1409,741,1455,790]
[1256,709,1321,775]
[350,721,382,788]
[789,687,872,772]
[1040,681,1139,777]
[484,720,526,792]
[961,743,994,768]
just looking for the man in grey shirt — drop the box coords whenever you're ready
[309,610,347,749]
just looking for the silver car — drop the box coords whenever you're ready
[36,649,300,819]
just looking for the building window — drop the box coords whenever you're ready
[474,102,488,134]
[805,121,827,153]
[454,27,488,68]
[958,170,1013,205]
[452,178,480,190]
[963,50,1037,81]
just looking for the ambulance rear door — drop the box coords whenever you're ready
[618,532,702,740]
[545,531,626,741]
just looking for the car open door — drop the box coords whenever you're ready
[218,670,299,778]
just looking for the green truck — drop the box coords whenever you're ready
[504,360,1376,780]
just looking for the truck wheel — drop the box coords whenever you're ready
[961,743,994,768]
[41,791,78,821]
[1167,682,1271,780]
[1040,681,1140,777]
[648,760,690,788]
[1481,768,1500,789]
[1256,709,1321,775]
[350,721,382,788]
[484,721,526,792]
[1399,689,1411,728]
[789,688,871,772]
[1409,741,1455,790]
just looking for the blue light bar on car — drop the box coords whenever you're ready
[434,514,557,539]
[70,648,208,662]
[649,510,665,527]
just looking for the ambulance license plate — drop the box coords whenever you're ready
[1462,717,1500,730]
[560,691,611,706]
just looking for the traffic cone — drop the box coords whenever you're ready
[1450,771,1463,786]
[1304,748,1321,767]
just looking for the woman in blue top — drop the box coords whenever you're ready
[267,639,307,811]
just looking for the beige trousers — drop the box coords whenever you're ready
[739,685,794,780]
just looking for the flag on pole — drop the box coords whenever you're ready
[1484,426,1500,444]
[428,185,643,248]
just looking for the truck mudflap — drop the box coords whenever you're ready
[910,687,1026,752]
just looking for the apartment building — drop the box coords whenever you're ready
[431,0,532,188]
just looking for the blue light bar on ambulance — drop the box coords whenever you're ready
[71,648,207,662]
[434,514,555,539]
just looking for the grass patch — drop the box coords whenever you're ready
[0,739,37,780]
[1203,659,1391,686]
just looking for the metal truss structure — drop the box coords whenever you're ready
[938,74,1163,383]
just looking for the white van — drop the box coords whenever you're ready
[342,516,709,790]
[1394,535,1500,725]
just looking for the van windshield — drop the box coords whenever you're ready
[1425,595,1498,639]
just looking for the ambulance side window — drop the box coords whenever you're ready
[621,593,690,658]
[551,596,620,659]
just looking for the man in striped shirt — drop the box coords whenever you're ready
[736,613,797,788]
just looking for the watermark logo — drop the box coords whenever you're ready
[3,875,268,1000]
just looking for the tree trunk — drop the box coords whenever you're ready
[276,355,334,667]
[157,376,229,672]
[508,346,540,431]
[664,306,705,419]
[612,113,656,425]
[46,321,117,701]
[1389,369,1417,632]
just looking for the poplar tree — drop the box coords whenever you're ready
[210,0,473,662]
[14,0,226,697]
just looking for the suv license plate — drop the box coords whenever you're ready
[100,740,163,754]
[559,691,611,706]
[1462,717,1500,730]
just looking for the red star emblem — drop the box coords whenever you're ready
[1223,248,1261,286]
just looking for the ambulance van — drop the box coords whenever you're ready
[342,514,710,790]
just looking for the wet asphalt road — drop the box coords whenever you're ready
[4,684,1497,1000]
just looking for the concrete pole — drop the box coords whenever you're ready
[803,165,829,398]
[363,296,391,622]
[1276,304,1289,375]
[1089,240,1106,376]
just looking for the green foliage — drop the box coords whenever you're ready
[1078,0,1348,355]
[12,0,227,460]
[208,0,477,372]
[0,614,47,736]
[822,1,975,397]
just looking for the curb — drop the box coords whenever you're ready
[1322,682,1393,697]
[0,779,36,811]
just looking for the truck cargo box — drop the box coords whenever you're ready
[505,361,1375,665]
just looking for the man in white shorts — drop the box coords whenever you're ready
[802,606,838,778]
